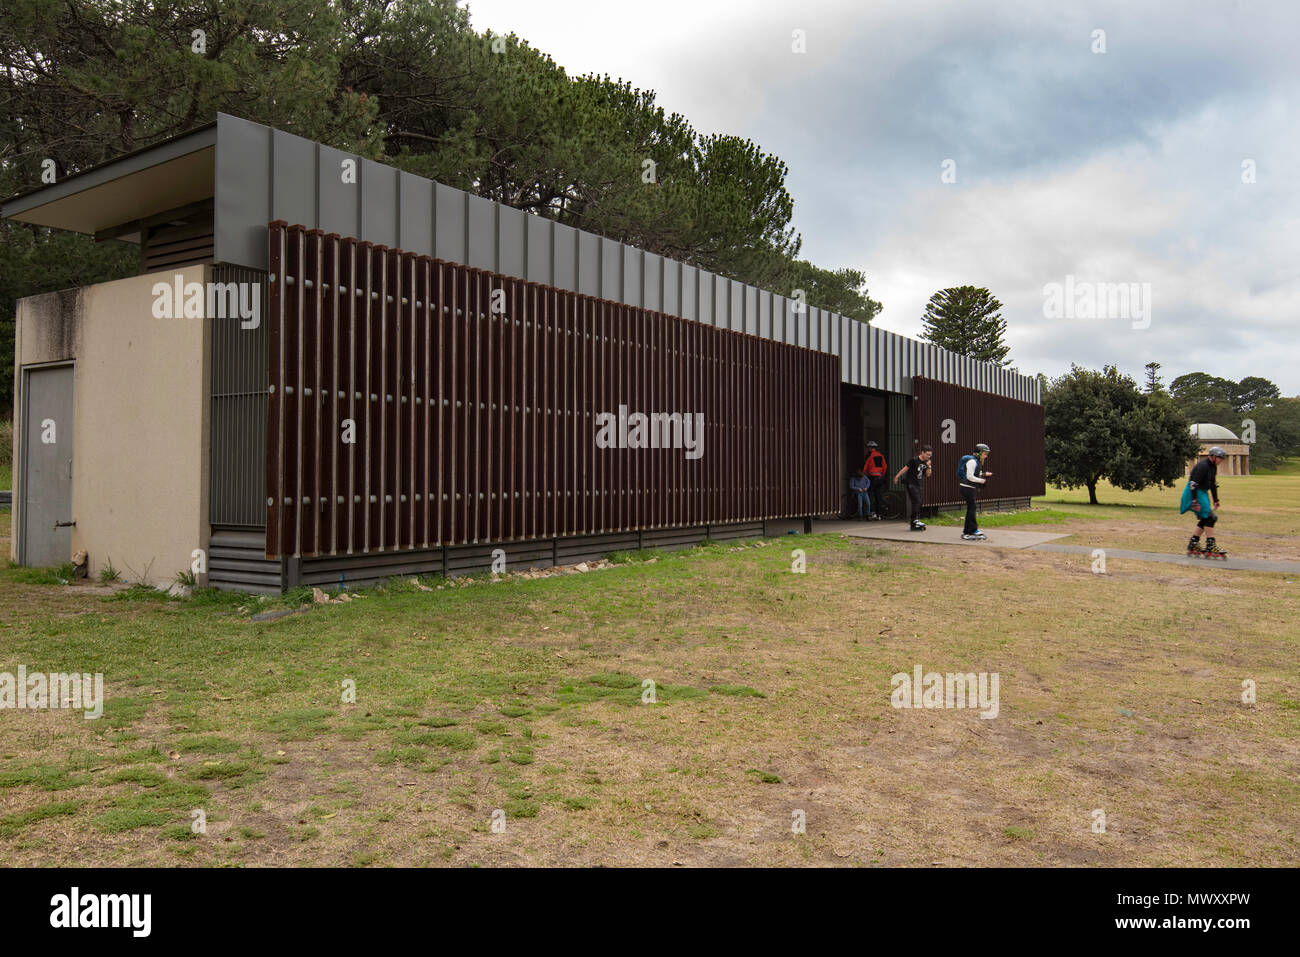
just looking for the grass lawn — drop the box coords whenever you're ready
[0,468,1297,867]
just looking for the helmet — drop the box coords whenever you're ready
[866,441,879,448]
[974,443,990,453]
[1207,447,1227,458]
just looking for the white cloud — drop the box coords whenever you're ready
[461,0,1300,392]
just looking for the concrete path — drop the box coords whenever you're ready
[1028,542,1300,574]
[764,518,1300,573]
[825,520,1070,550]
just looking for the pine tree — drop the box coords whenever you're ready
[1144,362,1163,394]
[919,286,1010,366]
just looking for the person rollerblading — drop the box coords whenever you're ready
[957,443,993,541]
[1180,446,1226,559]
[894,445,933,531]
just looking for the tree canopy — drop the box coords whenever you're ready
[0,0,883,410]
[1044,365,1200,504]
[919,286,1011,366]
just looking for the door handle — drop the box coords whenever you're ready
[54,520,76,528]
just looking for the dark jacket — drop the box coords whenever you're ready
[1188,458,1219,502]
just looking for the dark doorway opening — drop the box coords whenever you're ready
[839,385,913,519]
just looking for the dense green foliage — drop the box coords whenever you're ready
[918,285,1011,366]
[0,0,882,410]
[1168,372,1300,470]
[1044,365,1200,504]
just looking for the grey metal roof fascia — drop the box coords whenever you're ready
[0,123,218,219]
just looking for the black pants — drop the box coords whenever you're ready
[960,485,978,534]
[867,475,885,512]
[906,484,922,522]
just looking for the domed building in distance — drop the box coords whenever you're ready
[1187,423,1250,476]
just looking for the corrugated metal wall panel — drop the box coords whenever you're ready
[498,205,526,280]
[434,183,466,264]
[215,114,1041,403]
[644,252,662,312]
[398,170,433,254]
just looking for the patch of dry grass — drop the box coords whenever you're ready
[0,483,1297,867]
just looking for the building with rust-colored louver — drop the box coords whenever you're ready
[3,114,1044,592]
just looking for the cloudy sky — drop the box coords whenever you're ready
[463,0,1298,395]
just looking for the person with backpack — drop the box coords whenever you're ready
[1181,446,1227,557]
[861,441,888,521]
[894,444,933,531]
[957,443,993,540]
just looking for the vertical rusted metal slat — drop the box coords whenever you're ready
[265,222,285,557]
[366,244,383,551]
[284,226,304,557]
[441,261,457,546]
[337,237,356,552]
[464,265,477,544]
[354,242,371,551]
[320,233,338,555]
[384,247,400,551]
[464,262,474,544]
[415,255,429,547]
[503,278,516,542]
[399,251,414,551]
[432,260,446,546]
[297,229,319,557]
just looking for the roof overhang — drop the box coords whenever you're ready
[1,124,216,240]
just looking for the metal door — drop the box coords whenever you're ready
[21,365,74,566]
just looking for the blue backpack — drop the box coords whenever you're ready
[957,454,976,480]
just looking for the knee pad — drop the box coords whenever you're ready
[1203,513,1217,528]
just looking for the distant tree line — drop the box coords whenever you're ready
[1161,371,1300,471]
[0,0,883,411]
[1044,364,1300,503]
